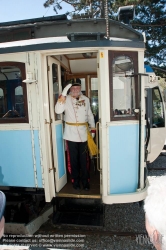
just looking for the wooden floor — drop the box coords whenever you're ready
[57,160,101,199]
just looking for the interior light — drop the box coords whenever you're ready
[82,52,93,58]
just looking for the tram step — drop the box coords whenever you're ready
[54,197,103,213]
[52,198,103,227]
[53,210,103,227]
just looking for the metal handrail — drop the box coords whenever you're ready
[96,121,101,171]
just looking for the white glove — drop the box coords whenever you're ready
[91,132,95,139]
[91,129,96,139]
[62,84,72,96]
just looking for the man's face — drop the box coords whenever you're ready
[70,86,81,98]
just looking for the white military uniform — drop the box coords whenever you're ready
[55,93,95,142]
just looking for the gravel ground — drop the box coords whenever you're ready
[36,154,166,250]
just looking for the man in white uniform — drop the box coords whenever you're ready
[55,78,95,190]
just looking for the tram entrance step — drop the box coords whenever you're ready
[53,211,103,227]
[53,198,103,227]
[55,197,103,213]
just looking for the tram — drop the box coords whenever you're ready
[0,11,165,208]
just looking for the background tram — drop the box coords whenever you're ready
[0,12,165,221]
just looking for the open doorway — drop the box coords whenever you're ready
[47,52,100,197]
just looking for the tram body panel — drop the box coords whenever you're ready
[0,130,42,187]
[108,121,139,194]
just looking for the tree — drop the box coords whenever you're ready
[43,0,166,77]
[43,0,115,18]
[130,0,166,77]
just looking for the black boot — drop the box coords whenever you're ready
[72,180,81,190]
[82,181,90,191]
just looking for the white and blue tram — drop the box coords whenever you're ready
[0,13,165,205]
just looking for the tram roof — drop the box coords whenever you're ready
[0,15,143,41]
[0,15,145,54]
[0,14,67,27]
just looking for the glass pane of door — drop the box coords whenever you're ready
[52,63,61,121]
[90,77,98,124]
[112,56,136,117]
[152,87,165,128]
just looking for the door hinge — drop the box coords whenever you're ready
[45,119,52,124]
[97,63,99,68]
[47,65,50,71]
[49,167,56,173]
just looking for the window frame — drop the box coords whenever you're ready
[109,51,139,121]
[0,61,29,123]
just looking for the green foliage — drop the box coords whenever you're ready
[159,77,166,91]
[130,0,166,77]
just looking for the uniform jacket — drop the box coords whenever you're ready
[55,94,95,142]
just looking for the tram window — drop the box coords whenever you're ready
[112,56,136,119]
[0,62,28,123]
[152,88,165,128]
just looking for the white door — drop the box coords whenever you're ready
[47,56,67,192]
[146,86,166,162]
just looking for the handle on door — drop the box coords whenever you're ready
[96,121,101,172]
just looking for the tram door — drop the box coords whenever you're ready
[108,51,140,194]
[146,87,166,162]
[47,57,67,192]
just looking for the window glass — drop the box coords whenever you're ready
[15,86,24,116]
[0,64,28,122]
[112,56,136,117]
[152,88,165,128]
[52,63,60,121]
[0,88,5,117]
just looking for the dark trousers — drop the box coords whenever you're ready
[66,140,90,185]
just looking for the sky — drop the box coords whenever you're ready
[0,0,74,23]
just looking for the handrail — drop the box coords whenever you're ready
[96,121,101,172]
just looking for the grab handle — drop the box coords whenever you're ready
[96,121,101,172]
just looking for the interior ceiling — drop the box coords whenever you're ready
[60,52,97,74]
[65,52,97,59]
